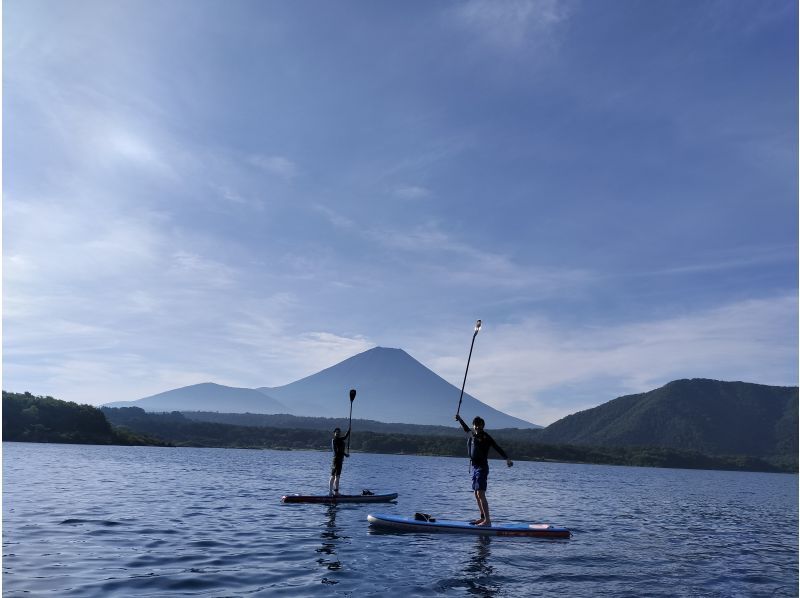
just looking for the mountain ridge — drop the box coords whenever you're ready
[537,378,797,461]
[104,347,539,428]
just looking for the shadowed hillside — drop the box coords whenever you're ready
[537,379,797,464]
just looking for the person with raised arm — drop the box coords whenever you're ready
[455,414,513,526]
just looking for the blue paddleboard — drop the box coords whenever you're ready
[367,513,570,538]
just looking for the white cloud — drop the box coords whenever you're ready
[217,187,265,211]
[366,220,592,294]
[313,204,356,231]
[393,186,432,200]
[452,0,571,50]
[249,154,299,180]
[169,251,238,288]
[419,294,798,425]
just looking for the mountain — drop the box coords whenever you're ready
[257,347,537,428]
[537,379,798,459]
[104,382,288,413]
[103,347,538,428]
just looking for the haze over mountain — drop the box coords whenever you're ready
[537,379,798,460]
[104,347,539,429]
[104,383,288,414]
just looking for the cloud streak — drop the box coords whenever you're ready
[451,0,571,50]
[422,294,798,425]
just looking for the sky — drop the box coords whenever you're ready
[4,0,798,426]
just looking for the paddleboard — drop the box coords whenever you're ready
[281,492,398,504]
[367,513,570,538]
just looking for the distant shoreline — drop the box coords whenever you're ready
[4,439,795,476]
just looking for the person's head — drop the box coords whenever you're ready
[333,427,341,438]
[472,416,485,431]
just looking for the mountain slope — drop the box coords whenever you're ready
[537,379,798,458]
[258,347,537,428]
[104,382,288,413]
[102,348,538,428]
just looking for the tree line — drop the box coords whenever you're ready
[101,406,794,473]
[3,392,168,446]
[3,393,793,473]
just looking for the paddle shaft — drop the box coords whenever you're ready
[347,389,356,453]
[456,328,480,419]
[347,400,353,453]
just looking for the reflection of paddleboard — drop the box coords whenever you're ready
[367,513,571,538]
[281,492,398,504]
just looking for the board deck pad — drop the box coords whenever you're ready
[367,513,570,538]
[281,492,398,504]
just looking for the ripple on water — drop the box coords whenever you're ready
[3,444,797,597]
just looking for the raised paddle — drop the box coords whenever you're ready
[346,388,356,455]
[456,319,482,419]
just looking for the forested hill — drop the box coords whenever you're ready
[3,392,168,446]
[536,379,797,460]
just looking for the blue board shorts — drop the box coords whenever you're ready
[471,467,488,491]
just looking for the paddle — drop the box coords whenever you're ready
[456,319,482,419]
[346,388,356,455]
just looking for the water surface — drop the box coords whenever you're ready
[3,443,797,596]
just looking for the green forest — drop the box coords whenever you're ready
[3,392,168,446]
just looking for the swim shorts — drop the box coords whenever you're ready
[471,467,488,491]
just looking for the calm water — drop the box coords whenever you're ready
[3,442,798,597]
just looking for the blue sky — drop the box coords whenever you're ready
[4,0,797,425]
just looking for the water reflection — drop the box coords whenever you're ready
[316,505,341,584]
[464,535,497,596]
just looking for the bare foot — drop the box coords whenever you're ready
[477,520,492,527]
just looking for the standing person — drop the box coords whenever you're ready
[329,426,350,496]
[455,414,513,526]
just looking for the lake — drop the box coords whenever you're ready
[3,442,798,596]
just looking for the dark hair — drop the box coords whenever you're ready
[333,427,341,434]
[472,416,485,428]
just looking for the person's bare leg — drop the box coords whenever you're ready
[333,474,341,495]
[476,490,491,526]
[473,490,486,523]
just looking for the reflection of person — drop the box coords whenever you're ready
[329,427,350,496]
[455,414,513,526]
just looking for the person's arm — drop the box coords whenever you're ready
[343,429,350,440]
[487,433,513,467]
[455,414,470,433]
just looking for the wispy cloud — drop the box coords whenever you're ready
[364,220,592,293]
[645,244,797,277]
[309,207,593,295]
[451,0,571,51]
[249,154,299,180]
[313,204,357,231]
[225,311,375,386]
[421,294,798,425]
[393,186,432,200]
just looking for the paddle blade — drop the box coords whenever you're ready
[349,388,356,401]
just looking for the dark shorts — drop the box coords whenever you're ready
[471,467,488,491]
[331,458,344,476]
